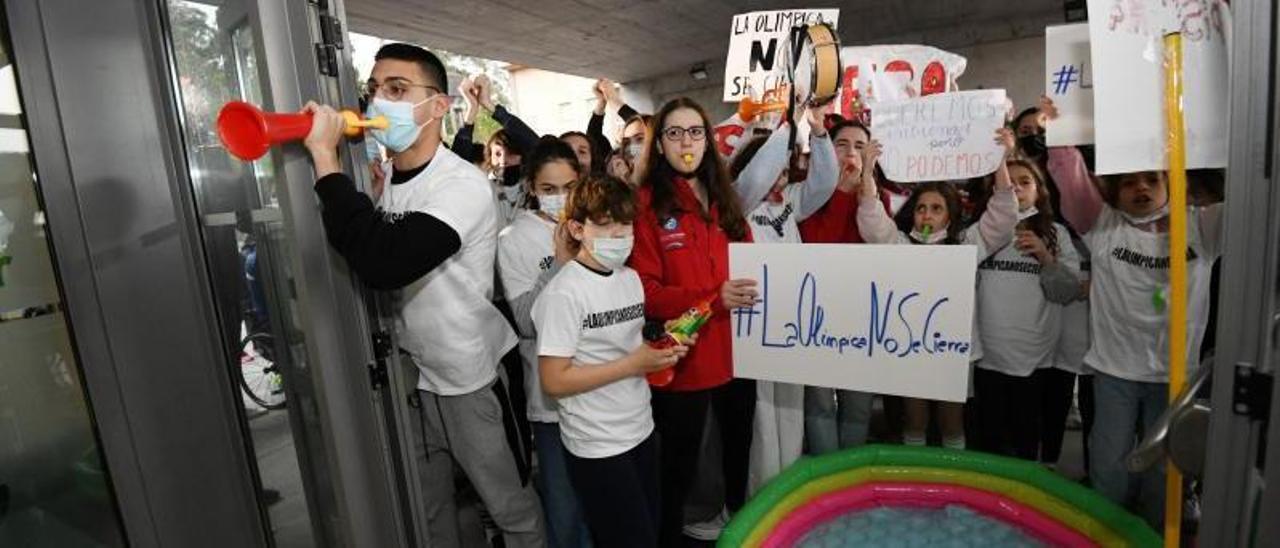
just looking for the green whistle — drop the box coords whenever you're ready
[1152,287,1167,313]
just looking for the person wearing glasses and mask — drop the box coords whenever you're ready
[628,97,757,544]
[301,43,544,548]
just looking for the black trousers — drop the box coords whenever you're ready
[973,367,1041,460]
[565,434,660,548]
[651,378,755,546]
[1035,367,1077,465]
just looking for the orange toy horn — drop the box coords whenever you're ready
[738,96,789,123]
[216,101,388,161]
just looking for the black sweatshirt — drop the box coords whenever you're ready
[314,169,461,291]
[587,103,639,157]
[452,104,541,164]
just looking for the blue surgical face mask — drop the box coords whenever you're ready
[367,96,436,152]
[590,236,633,270]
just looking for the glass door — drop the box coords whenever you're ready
[161,1,333,546]
[0,14,127,548]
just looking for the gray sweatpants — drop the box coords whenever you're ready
[414,376,545,548]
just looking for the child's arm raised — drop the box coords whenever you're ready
[972,129,1019,256]
[734,125,790,212]
[854,140,908,244]
[797,107,839,221]
[1039,95,1104,233]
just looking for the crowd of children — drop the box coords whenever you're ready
[303,42,1224,547]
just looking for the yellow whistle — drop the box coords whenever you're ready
[341,110,389,137]
[681,153,695,169]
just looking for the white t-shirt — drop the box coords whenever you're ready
[747,185,804,243]
[1083,204,1223,383]
[1052,236,1092,375]
[378,143,518,395]
[976,223,1079,377]
[533,261,653,459]
[492,178,526,229]
[497,210,559,423]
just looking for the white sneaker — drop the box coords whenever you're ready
[683,508,730,541]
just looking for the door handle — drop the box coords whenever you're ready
[1127,358,1214,475]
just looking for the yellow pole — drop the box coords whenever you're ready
[1162,31,1187,548]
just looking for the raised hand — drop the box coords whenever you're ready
[1037,94,1060,121]
[995,127,1016,158]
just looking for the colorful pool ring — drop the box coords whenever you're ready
[762,481,1095,548]
[751,466,1120,545]
[720,445,1161,548]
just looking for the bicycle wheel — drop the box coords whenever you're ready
[238,332,286,410]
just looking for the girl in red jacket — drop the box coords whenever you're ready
[628,97,757,544]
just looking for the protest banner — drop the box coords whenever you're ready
[723,9,840,102]
[1086,0,1229,174]
[1045,23,1095,146]
[871,89,1008,183]
[837,45,968,123]
[715,42,968,159]
[729,243,976,403]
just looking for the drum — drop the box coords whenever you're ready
[786,21,842,107]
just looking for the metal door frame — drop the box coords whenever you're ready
[3,0,412,546]
[1201,0,1279,545]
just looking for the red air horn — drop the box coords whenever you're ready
[216,101,389,161]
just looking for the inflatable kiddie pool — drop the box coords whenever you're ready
[719,445,1161,547]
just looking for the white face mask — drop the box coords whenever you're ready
[590,236,634,270]
[910,224,949,244]
[1017,206,1040,221]
[538,193,566,221]
[1120,203,1170,226]
[625,142,644,162]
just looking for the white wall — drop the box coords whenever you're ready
[952,37,1045,114]
[507,67,610,138]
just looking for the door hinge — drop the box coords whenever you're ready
[319,14,343,49]
[1232,364,1273,420]
[315,43,338,77]
[367,330,393,390]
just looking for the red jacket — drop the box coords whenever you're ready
[798,187,893,243]
[630,178,751,391]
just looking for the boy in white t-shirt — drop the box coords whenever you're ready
[534,176,689,547]
[302,43,541,547]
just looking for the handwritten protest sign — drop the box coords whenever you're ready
[723,9,839,102]
[871,89,1007,183]
[1045,24,1095,146]
[729,243,976,402]
[1086,0,1229,174]
[715,42,967,160]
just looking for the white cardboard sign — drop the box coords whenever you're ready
[1045,24,1096,146]
[723,9,840,102]
[729,243,976,403]
[871,89,1008,183]
[1086,0,1229,174]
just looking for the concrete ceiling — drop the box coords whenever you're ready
[345,0,1067,82]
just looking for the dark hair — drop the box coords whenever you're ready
[729,136,769,179]
[1007,159,1060,256]
[829,119,870,143]
[522,136,582,209]
[1099,170,1167,207]
[374,43,448,92]
[637,97,748,241]
[898,182,964,244]
[482,130,511,174]
[559,131,601,175]
[1014,106,1040,129]
[563,175,636,253]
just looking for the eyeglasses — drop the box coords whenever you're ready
[361,77,442,102]
[661,125,707,142]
